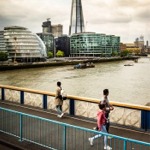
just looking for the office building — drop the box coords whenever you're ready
[42,19,63,37]
[37,33,54,54]
[51,24,63,37]
[70,32,120,57]
[69,0,85,35]
[55,35,70,57]
[3,26,47,62]
[0,31,6,52]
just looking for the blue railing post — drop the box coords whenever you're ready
[1,88,5,100]
[69,99,75,116]
[19,114,23,142]
[123,139,127,150]
[63,126,66,150]
[20,91,24,104]
[141,110,150,131]
[43,94,47,109]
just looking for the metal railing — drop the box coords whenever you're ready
[0,107,150,150]
[0,84,150,131]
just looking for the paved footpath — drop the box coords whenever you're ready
[0,101,149,150]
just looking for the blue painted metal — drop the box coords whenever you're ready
[63,126,66,150]
[0,107,149,150]
[19,114,23,141]
[20,91,24,104]
[43,94,47,109]
[123,140,127,150]
[1,88,5,100]
[69,99,75,115]
[141,110,150,131]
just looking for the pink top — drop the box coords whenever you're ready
[97,110,106,130]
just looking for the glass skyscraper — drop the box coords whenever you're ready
[69,0,85,35]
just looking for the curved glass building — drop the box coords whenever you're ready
[3,26,47,62]
[70,32,120,57]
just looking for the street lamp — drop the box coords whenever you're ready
[13,37,17,64]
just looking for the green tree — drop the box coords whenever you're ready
[112,51,118,56]
[47,51,53,58]
[0,52,8,61]
[56,50,64,57]
[120,50,130,57]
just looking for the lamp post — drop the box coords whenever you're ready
[13,37,17,64]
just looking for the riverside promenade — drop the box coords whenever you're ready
[0,56,139,71]
[0,101,149,150]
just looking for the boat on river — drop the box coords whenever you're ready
[124,64,134,66]
[74,62,95,69]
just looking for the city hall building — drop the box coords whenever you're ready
[0,26,47,62]
[70,32,120,57]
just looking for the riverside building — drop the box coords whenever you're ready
[3,26,47,62]
[0,31,6,53]
[70,32,120,57]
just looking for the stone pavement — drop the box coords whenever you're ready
[0,101,149,150]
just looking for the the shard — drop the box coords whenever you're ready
[69,0,85,35]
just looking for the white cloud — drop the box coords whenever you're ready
[0,0,149,43]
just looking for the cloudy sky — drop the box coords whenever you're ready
[0,0,150,43]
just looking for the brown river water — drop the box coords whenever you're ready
[0,57,150,106]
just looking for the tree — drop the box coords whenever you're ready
[0,52,8,61]
[120,50,130,57]
[112,51,118,56]
[47,51,53,58]
[56,50,64,57]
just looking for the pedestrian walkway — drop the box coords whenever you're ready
[0,101,150,150]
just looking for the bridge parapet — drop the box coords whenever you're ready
[0,84,150,131]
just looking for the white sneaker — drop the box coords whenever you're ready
[93,127,97,130]
[104,145,112,150]
[88,138,93,146]
[59,113,64,118]
[57,114,61,118]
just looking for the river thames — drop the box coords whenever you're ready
[0,57,150,106]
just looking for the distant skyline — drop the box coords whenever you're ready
[0,0,150,43]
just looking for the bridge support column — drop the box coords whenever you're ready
[69,99,75,116]
[43,94,47,109]
[1,88,5,100]
[20,91,24,104]
[141,110,150,131]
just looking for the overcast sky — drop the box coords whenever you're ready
[0,0,150,43]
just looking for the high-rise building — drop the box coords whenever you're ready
[42,18,51,33]
[69,0,85,35]
[51,24,63,37]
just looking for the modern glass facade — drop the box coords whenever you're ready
[37,33,54,54]
[70,32,120,57]
[3,26,47,62]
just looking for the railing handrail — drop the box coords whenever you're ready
[0,106,150,147]
[0,84,150,111]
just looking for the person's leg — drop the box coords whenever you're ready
[56,105,62,114]
[89,131,102,146]
[56,105,64,118]
[105,113,110,132]
[106,120,110,133]
[101,125,112,150]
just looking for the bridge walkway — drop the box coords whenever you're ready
[0,101,149,150]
